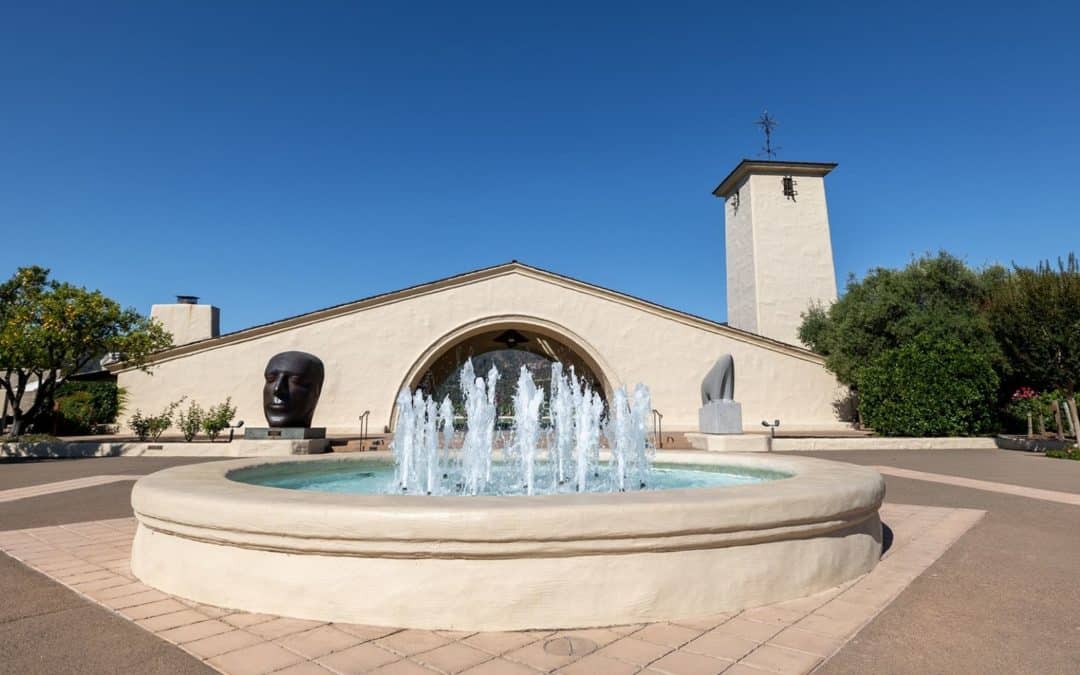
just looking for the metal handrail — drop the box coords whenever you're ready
[652,409,663,449]
[358,410,370,445]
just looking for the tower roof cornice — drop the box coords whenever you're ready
[712,159,837,198]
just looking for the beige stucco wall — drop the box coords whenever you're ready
[118,268,849,434]
[725,173,838,346]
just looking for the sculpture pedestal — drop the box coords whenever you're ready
[685,433,769,453]
[699,401,743,435]
[245,427,326,440]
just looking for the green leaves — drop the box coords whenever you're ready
[799,252,1001,390]
[799,251,1080,436]
[177,399,204,442]
[0,266,173,436]
[984,254,1080,396]
[201,397,237,441]
[128,400,181,441]
[859,334,999,437]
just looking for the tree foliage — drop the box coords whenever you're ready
[858,334,999,437]
[800,251,1080,436]
[53,380,125,434]
[984,254,1080,396]
[0,266,172,437]
[798,252,1002,388]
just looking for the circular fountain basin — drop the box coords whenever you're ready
[228,458,791,495]
[130,451,885,631]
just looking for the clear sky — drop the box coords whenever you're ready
[3,1,1077,333]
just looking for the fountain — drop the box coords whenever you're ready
[129,360,886,631]
[388,360,653,497]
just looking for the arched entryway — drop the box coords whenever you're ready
[390,315,617,430]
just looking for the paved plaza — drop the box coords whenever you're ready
[1,449,1078,674]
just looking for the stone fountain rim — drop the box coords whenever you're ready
[131,451,884,559]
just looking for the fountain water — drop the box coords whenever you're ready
[391,359,653,496]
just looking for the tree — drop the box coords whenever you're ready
[799,252,1003,434]
[0,266,172,437]
[984,255,1080,397]
[799,252,1002,388]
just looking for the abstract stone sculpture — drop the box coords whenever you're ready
[263,351,325,428]
[701,353,735,403]
[699,354,743,434]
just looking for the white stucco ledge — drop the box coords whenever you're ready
[130,451,885,630]
[772,437,999,451]
[1,439,329,459]
[685,432,771,452]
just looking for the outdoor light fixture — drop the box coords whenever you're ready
[782,176,797,201]
[761,419,781,439]
[730,190,740,212]
[494,329,529,349]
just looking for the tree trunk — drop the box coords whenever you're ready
[1051,401,1064,441]
[1027,412,1033,438]
[1067,399,1080,443]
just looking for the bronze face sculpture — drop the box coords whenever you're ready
[263,351,325,428]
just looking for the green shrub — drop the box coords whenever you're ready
[128,400,181,441]
[53,381,125,434]
[859,334,999,437]
[201,397,236,441]
[1045,447,1080,460]
[176,400,205,442]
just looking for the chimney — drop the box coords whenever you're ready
[150,296,221,347]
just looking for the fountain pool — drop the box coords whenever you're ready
[230,459,791,495]
[129,361,885,630]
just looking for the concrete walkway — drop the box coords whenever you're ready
[786,449,1080,675]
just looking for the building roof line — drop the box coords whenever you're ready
[112,261,824,371]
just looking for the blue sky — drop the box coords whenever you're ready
[2,1,1077,333]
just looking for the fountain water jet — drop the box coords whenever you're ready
[391,359,654,496]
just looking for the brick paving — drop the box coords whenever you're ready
[0,503,983,674]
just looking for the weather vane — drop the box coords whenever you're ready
[755,109,779,159]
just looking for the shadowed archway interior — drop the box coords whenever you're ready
[413,328,605,416]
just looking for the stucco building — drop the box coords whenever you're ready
[115,160,848,435]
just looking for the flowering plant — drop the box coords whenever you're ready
[1007,388,1041,437]
[1011,387,1037,401]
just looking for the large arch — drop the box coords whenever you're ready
[389,314,619,431]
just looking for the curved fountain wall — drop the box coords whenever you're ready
[130,451,885,631]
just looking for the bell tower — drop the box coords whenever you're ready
[713,160,839,346]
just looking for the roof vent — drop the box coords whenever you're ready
[176,295,199,305]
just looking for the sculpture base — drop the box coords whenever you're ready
[699,401,743,434]
[245,427,326,440]
[685,433,769,453]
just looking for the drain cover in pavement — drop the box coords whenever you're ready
[543,636,598,656]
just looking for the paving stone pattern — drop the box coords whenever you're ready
[0,504,983,674]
